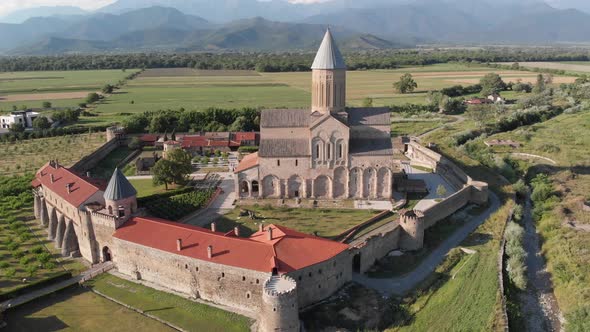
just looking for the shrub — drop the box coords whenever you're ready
[566,306,590,332]
[19,232,31,242]
[19,256,31,265]
[0,262,9,269]
[513,180,528,198]
[505,221,527,290]
[3,267,16,278]
[513,204,524,223]
[43,262,57,270]
[36,252,52,264]
[31,245,44,254]
[11,250,24,259]
[7,242,20,251]
[25,264,38,277]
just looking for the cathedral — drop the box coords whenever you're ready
[235,29,395,200]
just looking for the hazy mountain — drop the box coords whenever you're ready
[0,6,87,24]
[0,17,70,51]
[60,7,210,41]
[9,17,403,55]
[547,0,590,14]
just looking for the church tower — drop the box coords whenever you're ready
[311,28,346,115]
[104,167,138,226]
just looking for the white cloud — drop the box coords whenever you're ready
[0,0,116,16]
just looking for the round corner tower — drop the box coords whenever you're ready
[106,126,125,142]
[399,209,425,251]
[259,275,300,332]
[311,28,346,115]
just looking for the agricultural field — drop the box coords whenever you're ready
[0,176,84,296]
[209,205,383,239]
[79,63,574,126]
[500,61,590,74]
[0,132,106,177]
[0,69,139,113]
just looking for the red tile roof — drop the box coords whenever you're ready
[33,163,102,208]
[233,132,256,142]
[113,217,349,273]
[140,134,159,142]
[234,152,259,173]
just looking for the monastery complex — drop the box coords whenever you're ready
[29,30,488,332]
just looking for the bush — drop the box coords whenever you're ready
[19,256,32,265]
[0,262,9,269]
[31,245,44,254]
[566,306,590,332]
[513,204,524,223]
[43,262,57,270]
[238,146,259,153]
[36,252,52,264]
[25,264,38,277]
[11,250,24,259]
[7,241,19,251]
[505,221,527,290]
[513,180,528,198]
[3,267,16,278]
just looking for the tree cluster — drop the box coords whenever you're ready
[123,107,260,134]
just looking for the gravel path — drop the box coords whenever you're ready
[519,197,563,331]
[353,192,500,296]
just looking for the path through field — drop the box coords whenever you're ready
[520,196,563,332]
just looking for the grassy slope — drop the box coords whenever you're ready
[488,110,590,317]
[6,286,174,332]
[86,274,251,332]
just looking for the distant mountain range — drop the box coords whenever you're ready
[3,0,590,55]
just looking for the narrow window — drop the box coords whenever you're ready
[277,160,280,167]
[316,145,320,159]
[339,144,343,159]
[327,145,331,159]
[295,159,298,166]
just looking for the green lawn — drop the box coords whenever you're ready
[128,179,171,198]
[86,274,251,332]
[210,205,383,239]
[89,146,134,179]
[5,286,174,332]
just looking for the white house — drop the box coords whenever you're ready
[0,110,39,129]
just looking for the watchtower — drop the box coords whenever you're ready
[259,275,300,332]
[103,167,138,227]
[399,209,425,251]
[106,126,125,142]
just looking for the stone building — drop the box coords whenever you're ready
[235,29,395,201]
[32,157,351,331]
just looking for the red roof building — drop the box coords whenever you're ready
[32,162,104,208]
[234,152,259,173]
[113,217,348,273]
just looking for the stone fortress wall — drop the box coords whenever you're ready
[70,127,126,174]
[349,140,489,273]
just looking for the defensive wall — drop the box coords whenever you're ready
[70,127,126,174]
[348,140,489,274]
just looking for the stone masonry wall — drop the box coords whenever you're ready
[70,138,120,174]
[421,186,472,228]
[285,251,352,308]
[113,239,271,314]
[351,225,401,274]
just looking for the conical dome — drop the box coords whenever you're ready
[311,28,346,70]
[104,168,137,201]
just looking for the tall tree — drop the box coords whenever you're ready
[152,159,180,190]
[479,73,505,96]
[166,149,193,176]
[393,73,418,94]
[533,74,546,94]
[32,116,51,130]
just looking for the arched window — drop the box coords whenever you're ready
[316,145,320,159]
[327,144,331,159]
[339,144,343,159]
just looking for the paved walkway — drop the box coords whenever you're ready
[182,173,236,227]
[519,196,563,331]
[402,163,456,211]
[1,262,113,309]
[353,192,500,296]
[354,200,393,210]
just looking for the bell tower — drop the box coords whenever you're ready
[104,167,138,226]
[311,28,346,115]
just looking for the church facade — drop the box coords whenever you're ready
[235,29,395,201]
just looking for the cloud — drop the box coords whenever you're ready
[0,0,116,16]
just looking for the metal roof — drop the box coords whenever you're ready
[104,167,137,201]
[311,28,346,70]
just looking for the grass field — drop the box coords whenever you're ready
[501,61,590,74]
[86,274,251,332]
[0,69,139,113]
[128,178,171,197]
[89,146,134,179]
[78,63,574,126]
[210,205,382,239]
[0,132,106,176]
[5,286,174,332]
